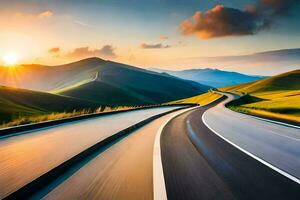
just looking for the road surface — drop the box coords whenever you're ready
[203,92,300,179]
[161,96,300,200]
[37,108,191,199]
[0,106,181,198]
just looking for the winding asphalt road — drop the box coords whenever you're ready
[161,94,300,200]
[0,106,181,199]
[1,92,300,199]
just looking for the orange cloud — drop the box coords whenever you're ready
[48,47,60,54]
[38,10,53,18]
[179,5,258,39]
[160,35,169,40]
[179,0,298,39]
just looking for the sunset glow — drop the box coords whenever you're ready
[2,53,19,66]
[0,1,299,75]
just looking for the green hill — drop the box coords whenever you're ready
[0,58,105,92]
[0,86,101,123]
[61,81,145,106]
[0,58,210,105]
[60,60,210,105]
[220,70,300,123]
[226,69,300,93]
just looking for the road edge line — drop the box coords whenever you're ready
[202,111,300,184]
[215,91,300,129]
[223,105,300,130]
[153,107,198,200]
[246,115,300,129]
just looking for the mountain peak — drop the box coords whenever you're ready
[72,57,106,64]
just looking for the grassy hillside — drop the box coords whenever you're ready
[0,58,105,91]
[169,91,223,106]
[0,86,101,124]
[61,61,209,105]
[220,70,300,123]
[0,58,210,106]
[61,81,148,106]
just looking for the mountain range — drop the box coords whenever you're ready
[151,68,265,87]
[183,48,300,75]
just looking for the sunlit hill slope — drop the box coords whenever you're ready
[0,85,101,124]
[220,69,300,123]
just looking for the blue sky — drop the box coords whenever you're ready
[0,0,299,74]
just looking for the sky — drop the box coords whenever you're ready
[0,0,299,75]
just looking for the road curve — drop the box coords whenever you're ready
[40,108,192,200]
[203,92,300,179]
[0,106,182,199]
[161,97,300,200]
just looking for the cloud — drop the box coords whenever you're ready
[179,0,298,39]
[99,45,116,57]
[260,0,298,15]
[48,47,60,54]
[65,45,117,59]
[13,10,53,21]
[179,5,259,38]
[74,20,97,28]
[140,43,170,49]
[160,35,169,40]
[38,10,53,18]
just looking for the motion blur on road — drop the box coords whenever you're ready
[0,106,181,198]
[161,94,300,200]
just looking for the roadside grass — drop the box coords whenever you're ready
[220,82,252,96]
[242,91,300,112]
[0,106,135,129]
[226,90,300,120]
[220,70,300,123]
[168,91,223,106]
[228,105,300,123]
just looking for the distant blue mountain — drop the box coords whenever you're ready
[182,48,300,76]
[150,68,266,88]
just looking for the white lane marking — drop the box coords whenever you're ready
[202,112,300,184]
[266,129,300,142]
[153,106,199,200]
[220,106,300,142]
[247,115,300,129]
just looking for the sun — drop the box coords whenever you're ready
[3,53,19,66]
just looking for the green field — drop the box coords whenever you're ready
[220,70,300,123]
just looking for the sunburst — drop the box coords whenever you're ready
[3,53,19,66]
